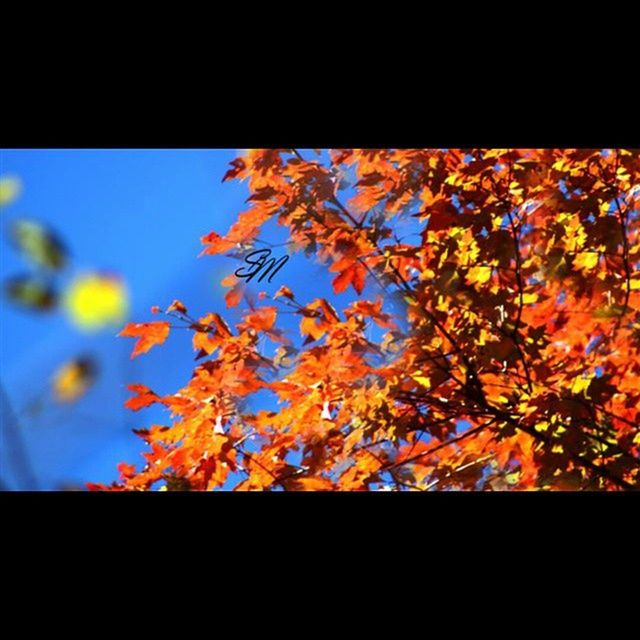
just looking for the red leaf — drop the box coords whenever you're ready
[425,200,458,232]
[332,263,366,295]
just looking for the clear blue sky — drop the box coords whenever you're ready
[0,149,365,490]
[0,149,257,489]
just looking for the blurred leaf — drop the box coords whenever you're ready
[0,176,22,207]
[5,275,58,311]
[10,219,68,270]
[52,356,98,403]
[64,272,129,331]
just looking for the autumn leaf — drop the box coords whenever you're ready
[287,476,334,491]
[573,251,599,273]
[225,282,245,308]
[333,262,366,294]
[274,285,294,300]
[222,157,247,182]
[466,265,492,286]
[243,306,277,332]
[119,322,170,359]
[124,384,160,411]
[166,300,188,314]
[200,231,235,256]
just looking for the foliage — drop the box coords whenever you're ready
[92,149,640,491]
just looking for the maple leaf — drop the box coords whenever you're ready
[225,282,245,309]
[124,384,159,411]
[424,199,459,231]
[333,262,366,294]
[119,322,170,359]
[243,306,277,332]
[200,231,235,256]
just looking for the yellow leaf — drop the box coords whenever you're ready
[630,279,640,290]
[573,252,599,272]
[522,292,538,304]
[570,375,592,396]
[466,265,492,285]
[411,374,431,389]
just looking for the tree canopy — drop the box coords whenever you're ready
[90,149,640,491]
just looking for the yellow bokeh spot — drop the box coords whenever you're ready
[64,273,129,331]
[0,175,22,207]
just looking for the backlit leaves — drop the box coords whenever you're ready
[95,148,640,492]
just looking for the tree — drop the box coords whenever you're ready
[90,149,640,491]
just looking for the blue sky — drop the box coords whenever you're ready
[1,149,254,489]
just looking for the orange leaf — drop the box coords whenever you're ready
[220,274,237,288]
[288,477,334,491]
[300,315,327,341]
[274,285,294,300]
[166,299,187,314]
[200,231,235,256]
[118,321,170,359]
[225,282,245,308]
[124,384,159,411]
[117,462,136,479]
[244,306,277,332]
